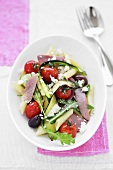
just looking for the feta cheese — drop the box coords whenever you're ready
[31,72,35,75]
[78,122,87,133]
[58,73,64,80]
[58,65,70,74]
[40,114,44,120]
[78,80,84,87]
[64,65,70,72]
[18,80,24,85]
[50,75,58,83]
[51,55,56,60]
[48,58,51,61]
[58,66,64,70]
[48,104,61,117]
[47,82,54,88]
[82,86,88,92]
[65,59,71,64]
[48,90,53,95]
[58,66,64,73]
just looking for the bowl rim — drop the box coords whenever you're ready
[7,34,107,151]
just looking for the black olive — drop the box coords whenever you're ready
[28,115,42,128]
[74,75,88,86]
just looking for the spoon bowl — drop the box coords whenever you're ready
[84,7,104,37]
[87,7,104,30]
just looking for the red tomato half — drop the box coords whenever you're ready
[55,86,72,99]
[59,122,77,138]
[25,101,41,119]
[41,66,58,83]
[24,60,40,74]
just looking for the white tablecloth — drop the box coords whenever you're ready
[1,0,113,169]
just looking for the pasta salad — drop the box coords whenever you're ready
[13,47,94,145]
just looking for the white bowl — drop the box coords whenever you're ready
[7,35,107,151]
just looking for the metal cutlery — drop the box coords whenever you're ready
[76,6,113,86]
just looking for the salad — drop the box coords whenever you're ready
[13,47,94,145]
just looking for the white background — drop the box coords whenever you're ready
[0,0,113,169]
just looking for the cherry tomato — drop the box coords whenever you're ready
[24,60,40,74]
[25,101,41,119]
[59,122,77,138]
[41,66,58,83]
[55,86,72,99]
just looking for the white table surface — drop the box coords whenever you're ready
[1,0,113,169]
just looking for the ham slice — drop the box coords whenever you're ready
[75,89,90,120]
[56,56,65,61]
[37,55,53,64]
[22,75,38,103]
[37,55,65,65]
[67,112,87,131]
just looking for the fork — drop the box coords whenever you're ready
[76,6,113,86]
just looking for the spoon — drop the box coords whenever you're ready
[86,6,113,86]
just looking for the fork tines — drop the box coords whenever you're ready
[76,6,93,31]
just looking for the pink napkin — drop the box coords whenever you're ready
[0,0,109,157]
[38,113,109,156]
[0,0,29,66]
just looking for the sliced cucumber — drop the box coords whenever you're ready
[87,85,94,106]
[45,95,57,115]
[33,88,44,112]
[37,79,45,96]
[38,60,86,98]
[51,80,75,94]
[38,75,51,98]
[38,78,75,99]
[87,85,94,114]
[39,60,86,76]
[36,121,56,136]
[44,121,56,132]
[43,96,49,111]
[49,101,78,124]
